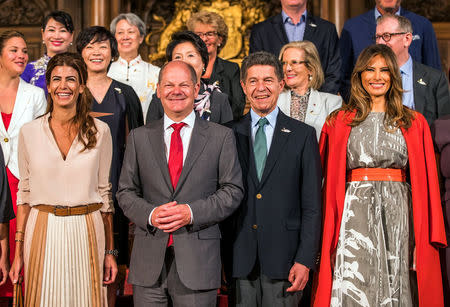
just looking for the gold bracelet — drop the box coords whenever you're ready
[14,239,24,242]
[16,230,24,234]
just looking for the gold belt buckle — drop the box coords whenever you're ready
[54,205,69,216]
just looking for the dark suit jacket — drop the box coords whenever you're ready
[146,84,233,124]
[249,13,341,95]
[412,61,450,126]
[117,116,244,289]
[339,8,442,101]
[228,111,322,279]
[207,57,246,120]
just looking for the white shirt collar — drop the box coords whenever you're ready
[250,107,279,128]
[118,54,143,66]
[164,110,196,131]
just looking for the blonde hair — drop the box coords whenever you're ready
[279,41,324,90]
[187,11,228,53]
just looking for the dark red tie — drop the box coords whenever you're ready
[167,122,185,247]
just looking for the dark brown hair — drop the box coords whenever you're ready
[0,30,26,53]
[45,52,98,151]
[330,44,414,130]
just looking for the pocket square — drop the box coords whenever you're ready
[281,128,291,133]
[417,78,427,86]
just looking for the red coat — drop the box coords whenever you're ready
[313,110,447,307]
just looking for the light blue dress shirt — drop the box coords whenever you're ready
[282,10,307,43]
[374,6,401,20]
[400,56,415,109]
[250,107,279,153]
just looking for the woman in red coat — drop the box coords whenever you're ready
[313,44,446,307]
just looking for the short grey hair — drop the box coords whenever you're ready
[110,13,146,37]
[377,13,413,34]
[241,51,284,82]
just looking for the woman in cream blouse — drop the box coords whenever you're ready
[278,41,342,140]
[9,53,117,307]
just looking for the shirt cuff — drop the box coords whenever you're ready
[148,208,157,226]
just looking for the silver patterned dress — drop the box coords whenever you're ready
[330,112,415,307]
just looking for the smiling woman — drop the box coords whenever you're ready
[21,11,74,96]
[108,13,160,122]
[9,52,118,307]
[76,26,144,306]
[0,30,46,301]
[313,44,446,307]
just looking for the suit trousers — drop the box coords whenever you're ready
[133,247,217,307]
[229,260,302,307]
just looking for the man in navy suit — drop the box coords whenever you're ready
[376,13,450,125]
[227,51,322,307]
[340,0,442,101]
[249,0,340,95]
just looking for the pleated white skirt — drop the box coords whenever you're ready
[24,208,107,307]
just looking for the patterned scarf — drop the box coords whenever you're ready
[194,81,221,121]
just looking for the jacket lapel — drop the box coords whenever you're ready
[8,79,28,133]
[412,61,426,114]
[235,113,258,187]
[304,89,320,125]
[303,15,317,42]
[147,119,173,192]
[272,14,289,46]
[258,112,290,186]
[175,116,208,194]
[210,58,224,86]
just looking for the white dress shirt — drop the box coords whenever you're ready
[108,55,160,122]
[148,110,196,226]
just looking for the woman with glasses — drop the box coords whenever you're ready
[187,11,245,120]
[278,41,341,140]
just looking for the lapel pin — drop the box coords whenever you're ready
[309,23,317,27]
[281,128,291,133]
[114,87,122,94]
[417,78,427,86]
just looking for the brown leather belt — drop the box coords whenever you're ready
[347,168,406,182]
[34,203,102,216]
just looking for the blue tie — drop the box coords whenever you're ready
[254,117,269,181]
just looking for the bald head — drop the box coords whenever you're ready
[156,61,200,122]
[158,60,198,85]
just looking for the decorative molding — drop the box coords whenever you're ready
[0,0,49,26]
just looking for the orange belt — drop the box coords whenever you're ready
[34,203,102,216]
[347,168,406,182]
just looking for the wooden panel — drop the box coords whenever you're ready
[434,22,450,80]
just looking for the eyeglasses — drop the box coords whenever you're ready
[281,60,308,67]
[194,31,218,39]
[373,32,407,42]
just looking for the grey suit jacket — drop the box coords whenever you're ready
[412,61,450,126]
[117,115,244,290]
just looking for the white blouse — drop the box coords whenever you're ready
[17,114,113,212]
[108,55,160,122]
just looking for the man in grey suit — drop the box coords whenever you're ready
[375,13,450,125]
[117,60,244,306]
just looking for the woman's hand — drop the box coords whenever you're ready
[0,254,9,286]
[9,255,23,284]
[103,254,118,285]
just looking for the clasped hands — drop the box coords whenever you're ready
[151,201,191,232]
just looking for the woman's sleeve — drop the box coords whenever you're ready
[17,129,30,206]
[98,124,114,213]
[34,88,47,118]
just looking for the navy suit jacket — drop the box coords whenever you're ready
[228,111,322,279]
[249,13,341,95]
[412,61,450,126]
[340,8,442,101]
